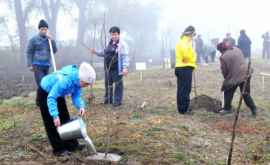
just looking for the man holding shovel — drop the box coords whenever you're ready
[90,26,129,107]
[26,19,57,105]
[217,41,257,117]
[175,26,197,114]
[37,62,96,156]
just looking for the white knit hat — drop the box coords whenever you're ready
[79,62,96,84]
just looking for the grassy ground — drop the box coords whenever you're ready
[0,59,270,165]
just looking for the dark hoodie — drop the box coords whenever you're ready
[238,31,252,58]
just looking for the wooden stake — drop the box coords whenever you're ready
[227,58,252,165]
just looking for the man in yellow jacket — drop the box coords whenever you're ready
[175,26,197,114]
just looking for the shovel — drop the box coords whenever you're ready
[48,39,57,72]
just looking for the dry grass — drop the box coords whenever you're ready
[0,59,270,164]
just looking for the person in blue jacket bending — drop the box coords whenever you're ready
[37,62,96,157]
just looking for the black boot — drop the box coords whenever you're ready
[67,144,86,152]
[251,108,257,118]
[219,109,232,115]
[53,150,71,157]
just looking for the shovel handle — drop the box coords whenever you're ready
[48,39,57,72]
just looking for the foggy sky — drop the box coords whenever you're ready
[158,0,270,50]
[1,0,269,51]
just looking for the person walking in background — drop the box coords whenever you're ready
[209,38,219,63]
[26,19,57,106]
[223,33,236,47]
[262,32,270,59]
[194,34,204,64]
[175,26,197,114]
[237,30,252,60]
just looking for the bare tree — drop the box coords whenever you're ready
[100,12,107,49]
[74,0,94,46]
[13,0,34,62]
[0,17,16,53]
[40,0,61,37]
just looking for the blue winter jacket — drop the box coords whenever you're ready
[237,34,251,58]
[40,65,85,119]
[26,34,57,67]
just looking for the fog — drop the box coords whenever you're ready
[158,0,270,51]
[0,0,269,69]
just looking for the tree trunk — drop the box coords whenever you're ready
[76,0,87,46]
[14,0,27,63]
[41,0,60,38]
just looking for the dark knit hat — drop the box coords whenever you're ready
[38,19,48,29]
[183,25,196,36]
[240,29,246,35]
[109,26,120,34]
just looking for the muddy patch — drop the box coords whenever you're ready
[190,95,222,113]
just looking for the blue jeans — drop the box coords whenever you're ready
[104,69,123,104]
[33,65,49,87]
[196,50,204,64]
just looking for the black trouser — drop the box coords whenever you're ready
[33,65,49,106]
[196,51,203,63]
[210,51,216,63]
[224,79,256,114]
[33,66,49,87]
[37,87,79,154]
[175,67,193,114]
[104,69,123,104]
[262,46,270,59]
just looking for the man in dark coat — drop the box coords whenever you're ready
[26,19,57,106]
[262,32,270,59]
[238,30,252,59]
[27,19,57,86]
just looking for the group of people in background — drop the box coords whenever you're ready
[194,29,270,64]
[175,25,257,117]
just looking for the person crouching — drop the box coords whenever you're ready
[217,42,257,117]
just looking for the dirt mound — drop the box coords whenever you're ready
[190,95,222,113]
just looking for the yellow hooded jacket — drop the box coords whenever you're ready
[175,36,197,69]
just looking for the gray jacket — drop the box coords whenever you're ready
[220,47,249,91]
